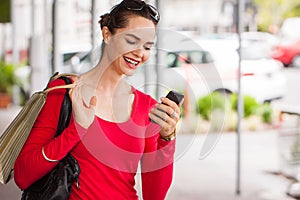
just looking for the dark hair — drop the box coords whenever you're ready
[99,0,159,34]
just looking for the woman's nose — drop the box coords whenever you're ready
[132,47,144,58]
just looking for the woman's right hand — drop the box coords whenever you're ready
[69,79,97,129]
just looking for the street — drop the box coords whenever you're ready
[167,131,293,200]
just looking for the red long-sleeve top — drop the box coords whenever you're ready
[14,79,175,200]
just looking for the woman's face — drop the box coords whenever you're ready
[105,16,156,76]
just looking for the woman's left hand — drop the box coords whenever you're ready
[148,97,183,138]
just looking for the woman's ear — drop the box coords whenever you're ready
[102,26,111,44]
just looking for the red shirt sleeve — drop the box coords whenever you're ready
[141,97,176,200]
[14,79,84,190]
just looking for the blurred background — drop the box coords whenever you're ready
[1,0,300,199]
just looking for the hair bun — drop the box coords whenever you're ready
[99,13,110,29]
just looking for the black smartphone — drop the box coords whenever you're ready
[150,90,184,123]
[165,90,184,105]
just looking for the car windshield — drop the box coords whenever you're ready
[167,50,214,68]
[241,40,272,60]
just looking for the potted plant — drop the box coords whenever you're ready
[0,61,15,108]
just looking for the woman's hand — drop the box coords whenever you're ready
[148,97,183,138]
[69,78,97,129]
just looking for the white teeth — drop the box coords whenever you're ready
[124,57,138,65]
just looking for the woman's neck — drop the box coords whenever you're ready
[82,59,130,96]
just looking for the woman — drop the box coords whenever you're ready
[14,0,182,199]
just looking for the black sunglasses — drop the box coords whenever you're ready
[122,0,160,23]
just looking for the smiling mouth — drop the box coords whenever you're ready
[124,56,140,67]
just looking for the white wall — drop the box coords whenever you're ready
[164,0,223,33]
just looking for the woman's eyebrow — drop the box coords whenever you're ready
[125,33,155,45]
[145,41,155,45]
[125,34,140,41]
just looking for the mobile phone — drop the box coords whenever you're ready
[165,90,184,105]
[150,90,184,123]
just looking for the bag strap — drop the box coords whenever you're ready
[43,72,78,94]
[50,72,79,81]
[43,84,76,94]
[55,76,73,137]
[42,72,75,136]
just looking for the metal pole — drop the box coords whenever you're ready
[51,0,62,73]
[44,0,51,72]
[155,0,160,99]
[31,0,35,35]
[29,0,49,94]
[155,0,166,99]
[236,0,244,196]
[11,0,19,65]
[91,0,96,49]
[51,0,56,74]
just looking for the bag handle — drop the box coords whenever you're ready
[51,73,79,81]
[43,73,79,94]
[43,84,76,94]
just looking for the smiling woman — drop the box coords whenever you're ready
[14,1,182,200]
[101,16,156,76]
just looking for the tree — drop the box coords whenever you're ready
[0,0,11,23]
[253,0,300,32]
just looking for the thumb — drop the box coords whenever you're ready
[68,89,73,101]
[89,96,97,109]
[178,98,184,107]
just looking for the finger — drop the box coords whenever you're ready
[69,88,73,100]
[89,96,97,109]
[82,98,88,108]
[150,108,177,127]
[155,103,173,115]
[161,97,178,107]
[73,86,81,103]
[156,103,180,118]
[178,98,184,107]
[151,107,169,121]
[72,86,85,109]
[72,76,79,82]
[170,110,179,121]
[148,113,168,128]
[161,97,181,114]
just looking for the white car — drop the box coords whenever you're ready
[197,37,287,103]
[128,35,286,104]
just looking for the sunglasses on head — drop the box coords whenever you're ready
[122,0,160,23]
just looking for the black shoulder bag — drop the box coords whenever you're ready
[21,76,80,200]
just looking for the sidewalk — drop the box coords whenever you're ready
[0,106,297,200]
[167,132,296,200]
[0,105,21,134]
[0,106,22,200]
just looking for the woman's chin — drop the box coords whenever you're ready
[125,69,136,76]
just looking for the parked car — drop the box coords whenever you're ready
[271,17,300,67]
[271,39,300,67]
[127,38,224,103]
[70,32,286,105]
[193,38,286,103]
[238,42,286,103]
[128,35,286,104]
[241,31,279,58]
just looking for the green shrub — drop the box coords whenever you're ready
[197,92,226,120]
[0,62,15,94]
[256,103,273,124]
[230,94,259,118]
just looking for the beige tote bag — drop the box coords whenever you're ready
[0,73,76,184]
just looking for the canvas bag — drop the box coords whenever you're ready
[0,72,76,184]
